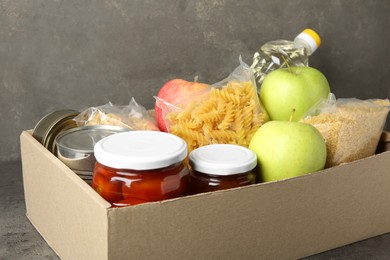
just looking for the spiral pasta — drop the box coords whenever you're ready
[167,81,268,153]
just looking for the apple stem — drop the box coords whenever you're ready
[194,75,199,82]
[289,108,296,122]
[281,55,292,72]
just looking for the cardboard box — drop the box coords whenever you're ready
[377,131,390,153]
[21,130,390,260]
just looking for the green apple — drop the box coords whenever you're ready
[260,66,330,121]
[249,120,327,182]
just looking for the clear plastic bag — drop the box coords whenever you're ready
[301,94,390,167]
[74,98,159,131]
[155,58,269,153]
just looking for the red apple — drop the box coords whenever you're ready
[155,79,208,132]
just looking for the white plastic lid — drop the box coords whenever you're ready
[189,144,257,176]
[294,29,321,55]
[94,131,188,170]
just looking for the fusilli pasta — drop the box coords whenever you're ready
[167,81,268,153]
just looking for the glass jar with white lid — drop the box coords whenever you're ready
[189,144,257,194]
[92,131,189,207]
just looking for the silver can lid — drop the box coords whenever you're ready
[56,125,130,171]
[56,125,129,153]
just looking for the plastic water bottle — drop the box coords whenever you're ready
[250,29,321,89]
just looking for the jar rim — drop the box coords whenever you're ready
[189,144,257,176]
[94,131,187,170]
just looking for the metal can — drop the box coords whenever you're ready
[55,125,130,184]
[32,109,79,154]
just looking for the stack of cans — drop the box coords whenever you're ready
[33,110,131,185]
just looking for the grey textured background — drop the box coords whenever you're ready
[1,0,389,161]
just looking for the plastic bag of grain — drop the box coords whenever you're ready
[301,95,390,168]
[74,98,159,131]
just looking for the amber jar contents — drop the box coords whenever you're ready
[190,170,256,194]
[189,144,257,194]
[92,131,189,207]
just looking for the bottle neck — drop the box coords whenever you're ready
[294,33,320,55]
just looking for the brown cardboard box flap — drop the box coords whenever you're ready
[104,151,390,259]
[377,131,390,153]
[20,130,390,259]
[21,131,110,259]
[380,131,390,142]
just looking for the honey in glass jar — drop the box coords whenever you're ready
[92,131,189,206]
[189,144,257,194]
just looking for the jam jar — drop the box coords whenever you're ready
[189,144,257,194]
[92,131,189,207]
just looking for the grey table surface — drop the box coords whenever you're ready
[2,160,390,260]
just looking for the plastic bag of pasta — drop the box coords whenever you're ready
[301,94,390,167]
[74,98,159,131]
[156,58,269,153]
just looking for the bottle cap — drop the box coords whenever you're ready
[94,131,188,170]
[294,29,321,55]
[189,144,257,176]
